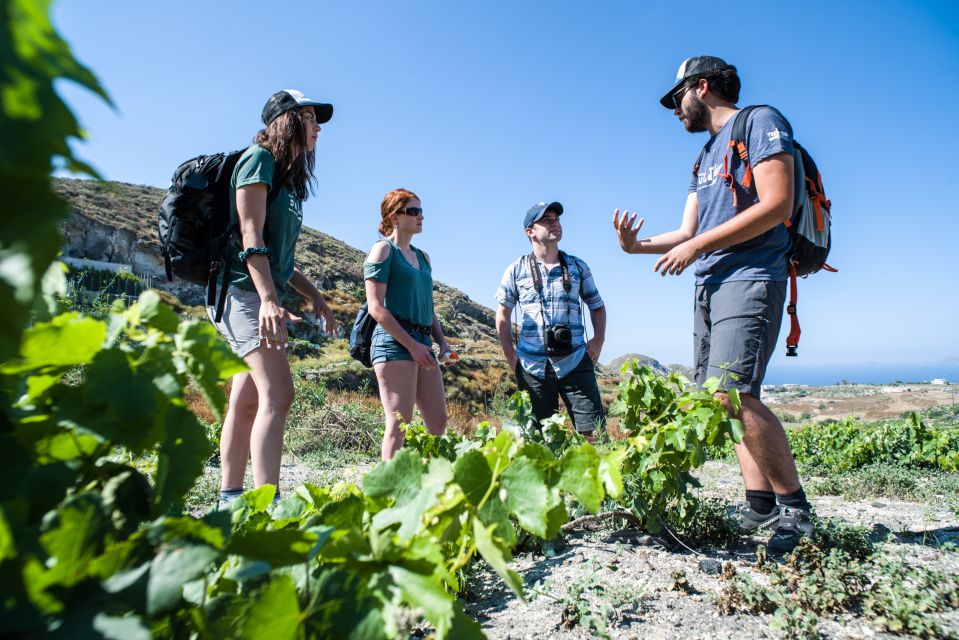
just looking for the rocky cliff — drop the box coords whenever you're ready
[54,178,498,343]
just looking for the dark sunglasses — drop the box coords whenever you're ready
[671,84,694,110]
[399,207,423,216]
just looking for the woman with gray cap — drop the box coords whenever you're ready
[209,89,338,508]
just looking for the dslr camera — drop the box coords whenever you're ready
[545,324,573,357]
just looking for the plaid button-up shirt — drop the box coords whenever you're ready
[495,252,604,380]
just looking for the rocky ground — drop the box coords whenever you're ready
[190,456,959,639]
[460,461,959,640]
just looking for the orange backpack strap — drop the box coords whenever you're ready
[785,262,800,356]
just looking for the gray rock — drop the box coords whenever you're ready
[697,558,723,575]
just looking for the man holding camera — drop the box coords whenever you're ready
[495,201,607,441]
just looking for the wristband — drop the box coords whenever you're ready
[238,246,272,263]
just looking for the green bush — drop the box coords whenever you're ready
[789,414,959,472]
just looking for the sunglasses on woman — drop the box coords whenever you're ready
[399,207,423,216]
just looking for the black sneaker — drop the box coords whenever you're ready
[727,502,781,532]
[766,505,814,554]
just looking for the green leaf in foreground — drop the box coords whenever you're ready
[389,566,455,639]
[227,527,331,566]
[501,455,552,538]
[239,575,300,640]
[92,613,151,640]
[154,404,211,512]
[146,543,219,616]
[453,448,492,507]
[2,312,105,374]
[558,444,603,513]
[174,319,247,422]
[472,516,523,598]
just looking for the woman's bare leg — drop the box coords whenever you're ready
[415,364,447,436]
[243,346,295,488]
[374,360,418,460]
[219,372,258,490]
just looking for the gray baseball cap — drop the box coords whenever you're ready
[659,56,734,109]
[524,201,563,229]
[261,89,334,125]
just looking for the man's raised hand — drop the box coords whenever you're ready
[612,208,645,253]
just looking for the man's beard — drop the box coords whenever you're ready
[682,94,709,133]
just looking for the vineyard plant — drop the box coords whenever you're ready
[0,5,749,635]
[6,2,956,638]
[0,282,742,637]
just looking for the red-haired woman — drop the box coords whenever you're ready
[364,189,453,459]
[209,90,338,507]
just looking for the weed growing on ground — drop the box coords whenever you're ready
[716,529,959,639]
[671,497,740,548]
[533,561,646,640]
[809,463,959,517]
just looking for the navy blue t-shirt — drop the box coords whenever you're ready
[689,106,794,284]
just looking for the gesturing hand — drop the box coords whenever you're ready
[313,294,338,337]
[612,209,645,253]
[653,240,703,276]
[259,300,302,350]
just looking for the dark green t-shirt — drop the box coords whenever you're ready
[227,144,302,292]
[363,240,434,326]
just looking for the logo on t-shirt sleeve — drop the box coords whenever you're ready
[766,128,791,142]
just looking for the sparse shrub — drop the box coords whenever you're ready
[717,537,959,639]
[671,497,740,548]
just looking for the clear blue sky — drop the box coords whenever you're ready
[54,0,958,369]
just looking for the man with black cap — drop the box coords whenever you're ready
[496,202,607,441]
[612,57,814,553]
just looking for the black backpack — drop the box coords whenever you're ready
[157,149,281,322]
[348,302,376,367]
[694,105,836,356]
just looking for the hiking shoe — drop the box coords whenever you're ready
[727,502,781,533]
[766,505,815,554]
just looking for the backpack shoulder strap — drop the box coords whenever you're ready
[693,145,707,178]
[725,105,764,192]
[729,105,763,148]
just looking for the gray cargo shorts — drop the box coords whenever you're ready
[207,287,262,358]
[693,280,786,398]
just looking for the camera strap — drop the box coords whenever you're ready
[527,252,578,353]
[527,251,571,295]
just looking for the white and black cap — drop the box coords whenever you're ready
[261,89,334,125]
[659,56,733,109]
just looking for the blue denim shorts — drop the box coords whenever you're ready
[370,324,434,365]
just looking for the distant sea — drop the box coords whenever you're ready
[762,363,959,386]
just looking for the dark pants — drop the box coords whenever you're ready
[515,353,606,433]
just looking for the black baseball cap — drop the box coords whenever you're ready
[261,89,334,126]
[659,56,734,109]
[524,201,563,229]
